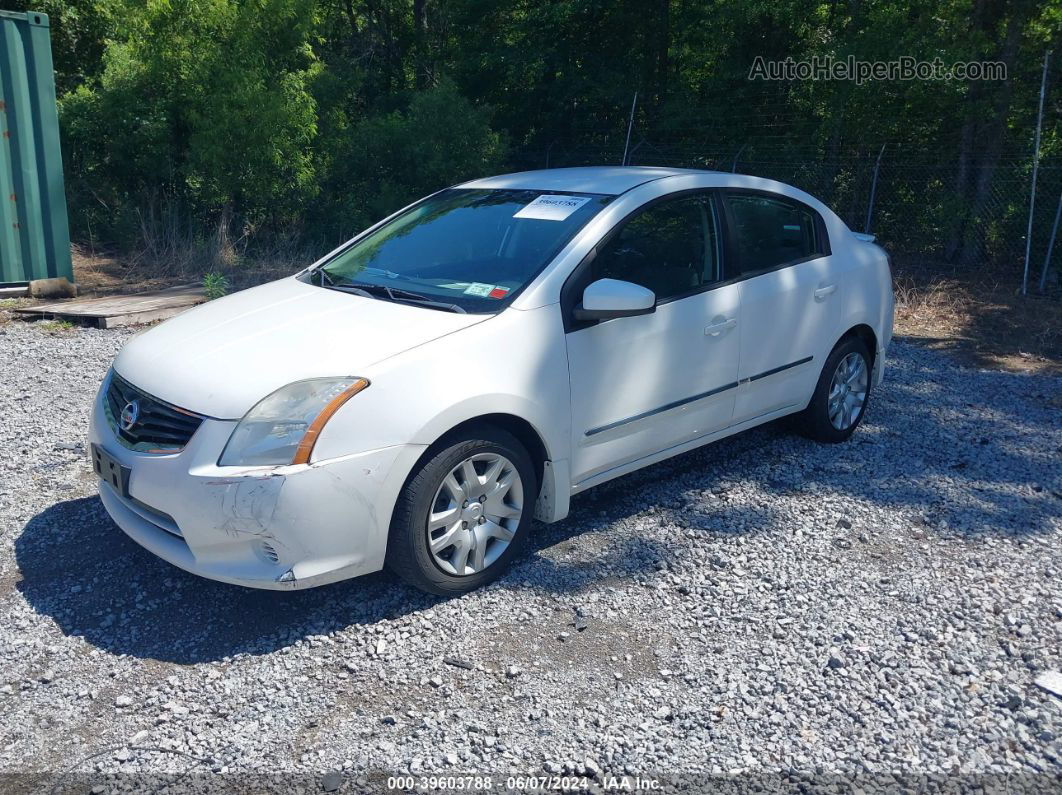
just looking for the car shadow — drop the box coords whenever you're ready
[13,495,429,663]
[13,491,687,664]
[14,339,1062,664]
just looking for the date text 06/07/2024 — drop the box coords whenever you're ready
[385,775,663,791]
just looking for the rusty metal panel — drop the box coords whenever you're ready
[0,9,72,286]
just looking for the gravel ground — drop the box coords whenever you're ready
[0,319,1060,793]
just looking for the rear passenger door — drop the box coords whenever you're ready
[722,191,841,423]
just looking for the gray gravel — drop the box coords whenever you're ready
[0,318,1060,792]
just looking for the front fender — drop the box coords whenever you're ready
[310,303,573,520]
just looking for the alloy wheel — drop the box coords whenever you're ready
[827,352,868,430]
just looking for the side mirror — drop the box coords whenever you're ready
[572,278,656,321]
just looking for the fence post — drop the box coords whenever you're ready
[864,143,887,234]
[731,145,746,173]
[621,92,638,166]
[626,140,645,165]
[1022,49,1050,296]
[1038,190,1062,293]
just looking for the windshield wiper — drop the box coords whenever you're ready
[374,285,467,314]
[322,282,377,300]
[319,277,466,314]
[316,270,384,301]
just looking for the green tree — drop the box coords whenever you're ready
[35,0,1060,269]
[313,79,506,238]
[61,0,321,253]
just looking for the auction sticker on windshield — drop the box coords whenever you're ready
[513,194,592,221]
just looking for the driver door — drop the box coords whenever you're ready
[565,191,741,485]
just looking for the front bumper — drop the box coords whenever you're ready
[873,342,887,387]
[89,379,422,590]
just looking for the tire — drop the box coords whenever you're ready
[386,426,538,596]
[795,336,873,443]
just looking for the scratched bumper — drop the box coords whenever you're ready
[89,385,420,590]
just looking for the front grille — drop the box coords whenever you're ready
[104,371,204,453]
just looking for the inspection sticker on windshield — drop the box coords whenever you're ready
[463,282,509,299]
[514,194,591,221]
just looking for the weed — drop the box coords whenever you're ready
[202,272,230,300]
[39,319,75,332]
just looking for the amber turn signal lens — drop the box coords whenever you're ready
[291,378,370,465]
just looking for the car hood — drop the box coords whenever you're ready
[112,277,489,418]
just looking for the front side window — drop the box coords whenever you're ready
[593,192,721,301]
[725,192,823,276]
[314,189,611,313]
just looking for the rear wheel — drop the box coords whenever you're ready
[386,427,536,596]
[795,337,872,443]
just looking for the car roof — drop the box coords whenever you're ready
[457,166,719,196]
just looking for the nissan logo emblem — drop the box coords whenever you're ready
[119,399,140,431]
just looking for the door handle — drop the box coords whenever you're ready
[814,284,837,301]
[704,317,737,336]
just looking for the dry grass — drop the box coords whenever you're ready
[71,242,308,296]
[75,197,314,294]
[893,262,1062,374]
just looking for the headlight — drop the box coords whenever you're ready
[219,377,370,467]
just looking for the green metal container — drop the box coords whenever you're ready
[0,9,72,287]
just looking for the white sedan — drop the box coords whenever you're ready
[89,167,893,595]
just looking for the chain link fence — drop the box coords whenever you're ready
[510,140,1062,293]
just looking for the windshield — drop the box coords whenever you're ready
[311,188,611,313]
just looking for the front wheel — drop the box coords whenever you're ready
[386,426,537,596]
[795,337,872,443]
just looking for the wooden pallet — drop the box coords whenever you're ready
[14,284,207,328]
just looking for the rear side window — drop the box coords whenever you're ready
[724,192,825,276]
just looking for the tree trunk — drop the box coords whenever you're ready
[215,203,235,268]
[655,0,669,111]
[945,111,977,261]
[947,0,1027,265]
[413,0,431,89]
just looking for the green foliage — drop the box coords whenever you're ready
[41,0,1061,266]
[314,80,506,237]
[61,0,321,248]
[202,271,230,300]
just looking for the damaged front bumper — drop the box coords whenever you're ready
[89,387,421,590]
